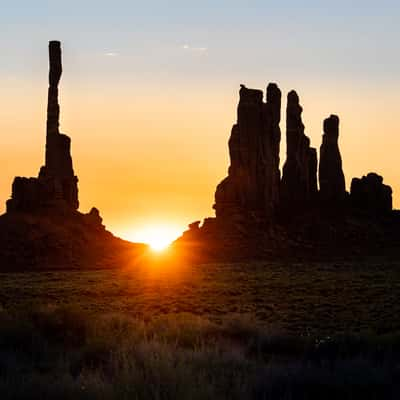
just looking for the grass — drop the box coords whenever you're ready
[0,261,400,398]
[0,306,399,399]
[1,261,399,334]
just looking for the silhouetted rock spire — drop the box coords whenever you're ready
[213,83,281,224]
[7,41,79,213]
[0,41,149,271]
[46,40,62,137]
[265,83,282,214]
[39,40,79,209]
[280,91,317,212]
[319,115,346,204]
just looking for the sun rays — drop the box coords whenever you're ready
[126,224,183,252]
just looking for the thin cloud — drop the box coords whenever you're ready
[182,44,208,54]
[104,52,119,57]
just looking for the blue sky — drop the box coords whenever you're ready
[1,0,400,84]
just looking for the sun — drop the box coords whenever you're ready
[125,225,182,252]
[147,232,172,251]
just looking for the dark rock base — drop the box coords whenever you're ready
[0,211,147,271]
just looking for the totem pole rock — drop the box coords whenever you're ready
[6,41,79,213]
[319,115,346,204]
[0,41,149,270]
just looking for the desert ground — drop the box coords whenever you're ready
[1,261,399,334]
[0,261,399,399]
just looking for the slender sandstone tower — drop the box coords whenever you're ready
[39,40,79,209]
[47,41,62,141]
[280,91,317,213]
[7,41,79,212]
[319,115,346,204]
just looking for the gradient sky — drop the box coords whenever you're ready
[1,1,400,242]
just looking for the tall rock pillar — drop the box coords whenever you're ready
[263,83,282,216]
[39,41,79,209]
[7,41,79,213]
[319,115,346,204]
[280,91,317,213]
[213,84,281,225]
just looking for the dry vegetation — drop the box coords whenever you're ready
[1,261,399,334]
[0,261,399,399]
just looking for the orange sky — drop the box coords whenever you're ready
[1,1,400,243]
[1,76,399,243]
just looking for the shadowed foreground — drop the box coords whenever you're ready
[1,263,399,398]
[0,306,399,399]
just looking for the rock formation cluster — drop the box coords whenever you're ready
[6,41,79,213]
[178,82,396,260]
[212,82,393,226]
[223,83,393,219]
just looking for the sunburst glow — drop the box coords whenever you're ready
[125,225,183,252]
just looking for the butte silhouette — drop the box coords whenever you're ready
[0,41,145,270]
